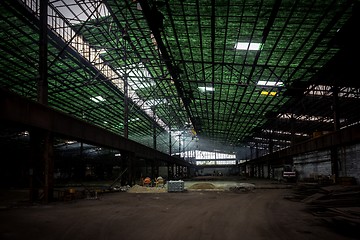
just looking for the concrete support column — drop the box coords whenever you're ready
[331,148,339,180]
[29,131,41,202]
[29,130,54,203]
[175,164,180,179]
[123,79,129,139]
[332,86,341,131]
[331,86,340,180]
[128,152,135,186]
[120,151,133,186]
[167,162,171,180]
[290,115,295,145]
[153,107,157,150]
[169,127,172,155]
[43,132,54,202]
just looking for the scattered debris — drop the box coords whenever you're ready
[229,183,256,193]
[286,183,360,238]
[111,185,130,192]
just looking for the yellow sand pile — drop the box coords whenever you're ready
[187,182,219,190]
[127,184,167,193]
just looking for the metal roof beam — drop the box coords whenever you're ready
[0,88,190,166]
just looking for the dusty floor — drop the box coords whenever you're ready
[0,179,359,240]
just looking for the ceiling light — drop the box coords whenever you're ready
[260,91,277,96]
[234,42,262,50]
[90,95,105,103]
[198,86,215,92]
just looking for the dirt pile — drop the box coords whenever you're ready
[127,184,167,193]
[187,182,219,190]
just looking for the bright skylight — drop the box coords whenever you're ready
[195,150,236,160]
[198,86,215,92]
[257,80,284,87]
[234,42,262,50]
[90,96,105,103]
[116,62,155,90]
[196,160,236,166]
[306,85,360,98]
[145,99,167,106]
[51,0,109,24]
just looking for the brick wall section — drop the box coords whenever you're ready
[340,143,360,183]
[290,144,360,184]
[293,150,331,180]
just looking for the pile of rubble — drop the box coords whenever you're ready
[286,183,360,238]
[228,183,256,193]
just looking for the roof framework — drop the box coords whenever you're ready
[0,0,359,157]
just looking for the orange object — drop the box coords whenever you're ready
[143,177,151,185]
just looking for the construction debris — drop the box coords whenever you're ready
[286,183,360,238]
[229,183,256,193]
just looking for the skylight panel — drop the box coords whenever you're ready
[234,42,262,50]
[116,63,155,90]
[145,99,167,106]
[198,86,215,92]
[90,96,105,103]
[52,0,110,24]
[257,81,284,87]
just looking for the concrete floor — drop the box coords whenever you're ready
[0,178,358,240]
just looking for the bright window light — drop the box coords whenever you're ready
[278,113,334,123]
[195,150,236,160]
[52,0,109,24]
[260,91,277,96]
[90,95,105,103]
[306,85,360,98]
[195,160,236,166]
[129,118,140,122]
[198,86,215,92]
[146,99,167,106]
[234,42,262,50]
[257,80,284,87]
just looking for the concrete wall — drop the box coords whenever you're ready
[243,143,360,184]
[292,143,360,184]
[197,167,231,176]
[158,166,168,178]
[340,143,360,182]
[273,167,283,181]
[293,150,332,180]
